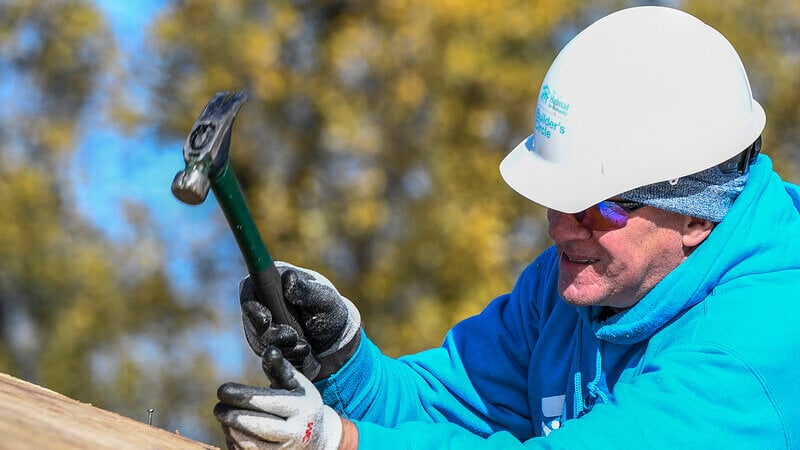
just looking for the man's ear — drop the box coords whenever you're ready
[682,216,715,250]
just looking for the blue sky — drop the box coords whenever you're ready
[73,0,251,377]
[77,0,178,241]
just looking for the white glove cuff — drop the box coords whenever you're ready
[321,406,344,450]
[319,295,361,359]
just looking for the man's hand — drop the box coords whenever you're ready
[214,346,343,450]
[240,262,361,380]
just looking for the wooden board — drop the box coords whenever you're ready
[0,372,219,449]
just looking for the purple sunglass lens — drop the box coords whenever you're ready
[573,201,629,230]
[594,201,629,228]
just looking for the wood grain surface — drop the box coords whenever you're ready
[0,372,219,450]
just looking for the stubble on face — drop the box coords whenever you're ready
[552,208,688,310]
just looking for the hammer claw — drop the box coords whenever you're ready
[172,91,249,204]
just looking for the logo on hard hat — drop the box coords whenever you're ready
[541,86,571,116]
[535,85,569,139]
[540,86,551,103]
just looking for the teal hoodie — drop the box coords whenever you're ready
[317,155,800,448]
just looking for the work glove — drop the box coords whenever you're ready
[214,346,343,450]
[240,261,362,381]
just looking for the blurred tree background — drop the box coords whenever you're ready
[1,0,798,446]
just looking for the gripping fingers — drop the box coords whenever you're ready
[214,402,296,445]
[216,381,302,418]
[214,347,340,450]
[241,294,312,366]
[241,301,271,355]
[268,324,312,369]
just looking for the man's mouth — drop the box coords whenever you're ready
[563,252,599,264]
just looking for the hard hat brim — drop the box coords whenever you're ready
[500,134,617,213]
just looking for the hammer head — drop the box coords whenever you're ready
[172,91,249,205]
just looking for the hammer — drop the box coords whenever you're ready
[171,91,320,379]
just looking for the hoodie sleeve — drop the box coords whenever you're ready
[316,250,560,446]
[333,342,784,449]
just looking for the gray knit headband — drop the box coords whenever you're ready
[618,166,749,222]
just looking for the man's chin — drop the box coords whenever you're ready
[560,295,602,308]
[558,282,606,307]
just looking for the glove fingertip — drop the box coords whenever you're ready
[216,381,239,400]
[263,346,283,365]
[261,346,288,378]
[242,300,271,325]
[281,269,298,290]
[213,401,231,419]
[279,263,315,293]
[262,346,301,391]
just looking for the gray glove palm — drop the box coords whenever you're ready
[240,262,361,380]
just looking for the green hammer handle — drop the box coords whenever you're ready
[211,160,321,379]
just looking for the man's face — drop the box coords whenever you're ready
[547,206,689,310]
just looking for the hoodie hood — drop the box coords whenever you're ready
[579,155,800,344]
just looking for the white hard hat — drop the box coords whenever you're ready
[499,6,766,213]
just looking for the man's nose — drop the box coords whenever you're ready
[547,209,592,242]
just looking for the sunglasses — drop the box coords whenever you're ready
[572,200,646,231]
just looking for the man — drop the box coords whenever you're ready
[213,6,800,449]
